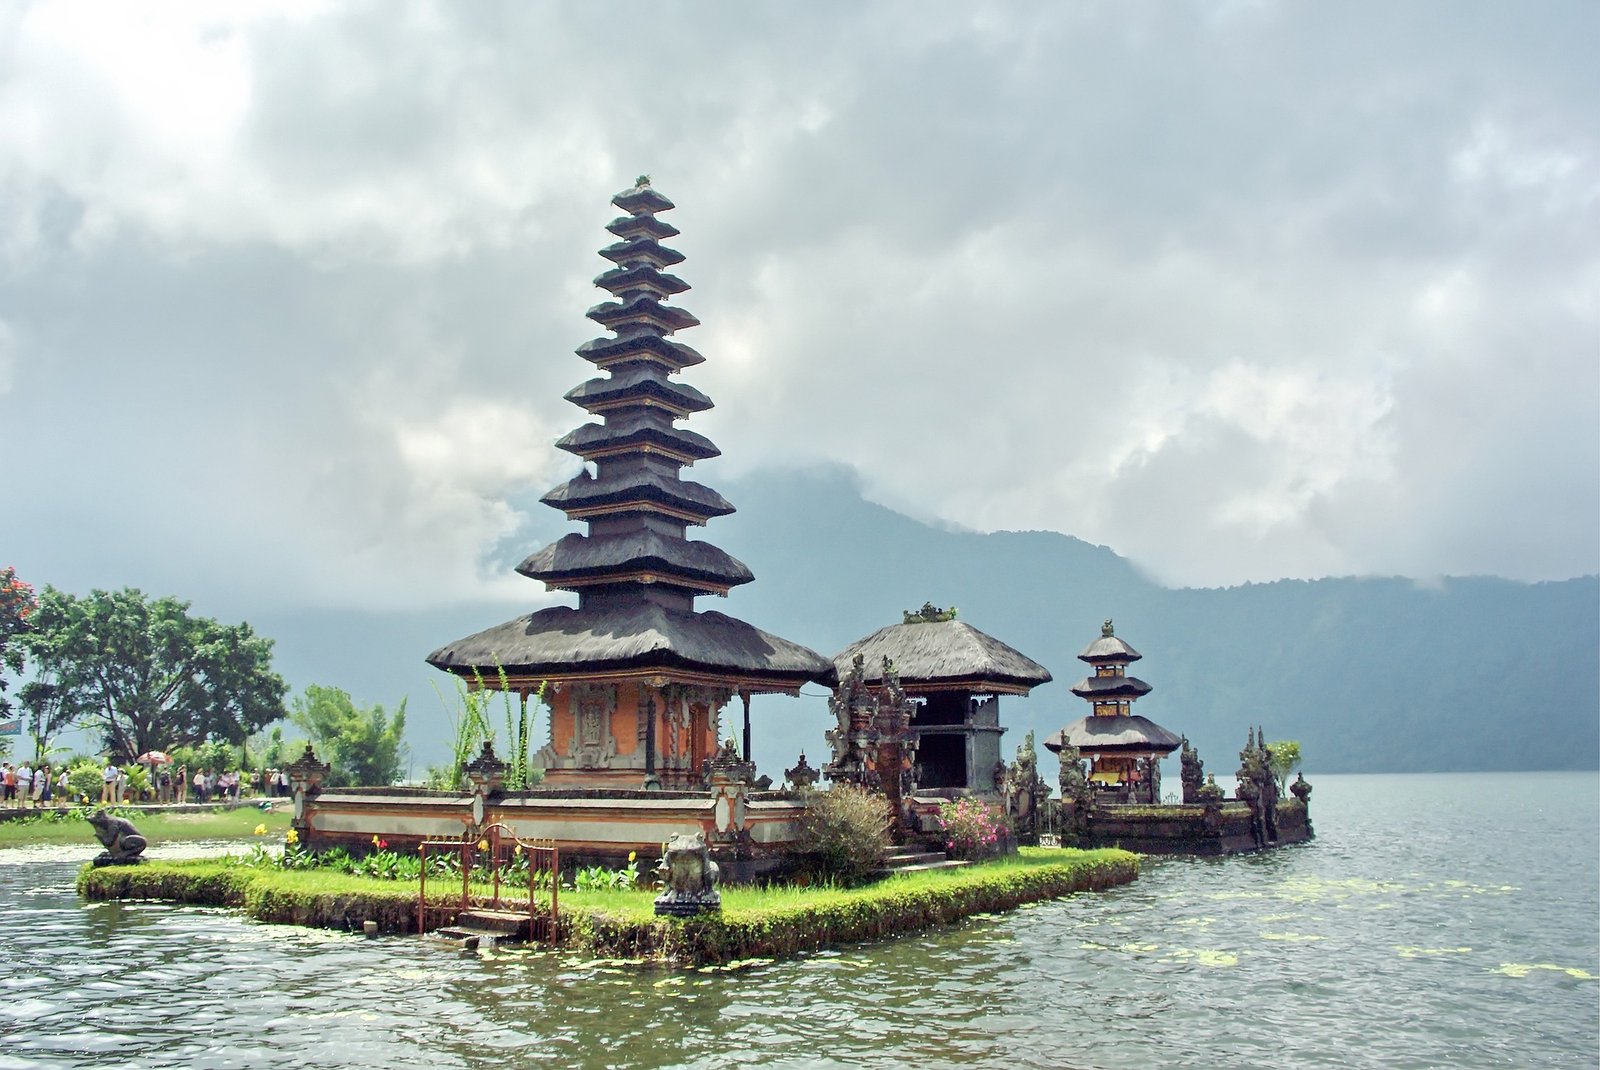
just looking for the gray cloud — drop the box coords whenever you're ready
[1,0,1595,616]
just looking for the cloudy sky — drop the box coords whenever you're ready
[3,0,1596,629]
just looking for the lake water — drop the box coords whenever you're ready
[1,773,1595,1069]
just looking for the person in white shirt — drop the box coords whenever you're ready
[101,763,119,805]
[17,764,32,809]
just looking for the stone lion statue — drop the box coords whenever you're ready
[652,831,721,916]
[87,810,148,867]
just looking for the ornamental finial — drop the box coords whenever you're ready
[1102,619,1114,637]
[635,174,651,188]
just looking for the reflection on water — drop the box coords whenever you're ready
[1,774,1596,1069]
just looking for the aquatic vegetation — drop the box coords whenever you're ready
[1396,946,1472,958]
[1492,963,1597,981]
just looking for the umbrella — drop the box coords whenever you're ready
[136,750,173,765]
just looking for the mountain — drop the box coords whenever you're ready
[257,465,1599,780]
[709,466,1600,777]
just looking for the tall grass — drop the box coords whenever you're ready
[435,665,545,790]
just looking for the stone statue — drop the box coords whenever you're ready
[87,810,148,867]
[653,831,721,916]
[1179,736,1205,804]
[1003,732,1052,842]
[1234,727,1278,847]
[785,751,818,792]
[1290,771,1313,803]
[1056,742,1091,837]
[823,654,916,836]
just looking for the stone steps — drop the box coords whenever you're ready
[873,846,971,879]
[433,908,533,948]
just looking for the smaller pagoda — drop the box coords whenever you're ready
[1043,620,1181,804]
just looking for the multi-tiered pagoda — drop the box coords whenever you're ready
[1043,620,1181,803]
[428,179,833,789]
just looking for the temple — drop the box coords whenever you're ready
[832,604,1052,793]
[426,178,834,789]
[1043,620,1180,803]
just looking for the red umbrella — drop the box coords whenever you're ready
[136,750,173,765]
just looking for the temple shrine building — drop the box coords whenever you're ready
[427,179,834,789]
[1043,620,1181,803]
[832,604,1052,793]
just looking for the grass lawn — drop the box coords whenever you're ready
[0,805,290,848]
[78,844,1139,965]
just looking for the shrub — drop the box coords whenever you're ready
[796,784,890,885]
[66,763,104,803]
[937,797,1010,860]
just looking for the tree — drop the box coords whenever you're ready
[0,567,36,717]
[289,684,408,787]
[1265,739,1303,790]
[24,587,287,761]
[18,678,78,765]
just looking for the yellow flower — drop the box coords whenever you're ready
[285,828,299,845]
[253,823,267,836]
[628,851,637,863]
[477,839,490,851]
[372,834,381,847]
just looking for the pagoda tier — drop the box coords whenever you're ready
[429,179,833,792]
[1068,618,1154,717]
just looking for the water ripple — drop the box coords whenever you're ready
[2,773,1596,1068]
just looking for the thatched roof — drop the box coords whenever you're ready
[564,367,713,413]
[576,331,703,370]
[1069,674,1153,700]
[594,264,689,296]
[540,467,734,520]
[1043,715,1182,755]
[832,618,1052,694]
[586,295,700,333]
[518,532,754,591]
[606,214,679,241]
[556,419,720,462]
[1078,620,1142,663]
[427,603,835,690]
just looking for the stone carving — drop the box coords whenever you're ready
[902,601,957,624]
[1003,731,1053,843]
[1055,741,1091,837]
[1235,726,1279,848]
[572,683,619,769]
[1290,771,1313,803]
[87,810,148,867]
[1179,736,1205,804]
[286,743,331,829]
[785,751,818,792]
[824,654,917,838]
[653,831,721,916]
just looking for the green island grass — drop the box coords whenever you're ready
[0,806,290,848]
[78,846,1138,966]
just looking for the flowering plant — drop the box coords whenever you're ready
[936,797,1010,860]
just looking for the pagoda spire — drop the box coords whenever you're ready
[519,180,754,610]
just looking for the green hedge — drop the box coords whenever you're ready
[79,847,1138,967]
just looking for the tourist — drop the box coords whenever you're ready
[56,766,69,809]
[1,764,14,807]
[113,764,127,805]
[175,764,188,804]
[192,767,206,804]
[35,764,51,807]
[157,766,172,804]
[18,761,32,809]
[100,762,118,805]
